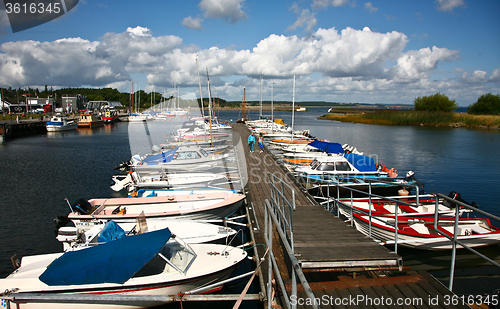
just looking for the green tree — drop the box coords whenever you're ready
[414,93,457,112]
[467,93,500,115]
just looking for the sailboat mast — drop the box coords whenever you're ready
[271,81,274,130]
[243,87,246,121]
[292,75,295,132]
[259,74,263,119]
[196,57,204,117]
[206,69,213,147]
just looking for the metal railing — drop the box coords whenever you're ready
[300,173,420,210]
[433,192,500,291]
[313,178,500,293]
[264,173,317,309]
[311,177,423,254]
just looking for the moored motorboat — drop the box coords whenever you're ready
[0,228,247,308]
[66,189,245,229]
[57,218,238,251]
[102,107,119,123]
[121,145,230,173]
[128,113,147,122]
[46,115,78,132]
[110,171,230,192]
[78,112,104,128]
[282,141,345,166]
[297,154,419,197]
[352,214,500,250]
[336,193,473,219]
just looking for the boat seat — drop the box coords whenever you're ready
[373,203,390,213]
[397,204,418,214]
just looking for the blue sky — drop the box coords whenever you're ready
[0,0,499,106]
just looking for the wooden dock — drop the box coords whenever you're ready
[232,123,470,309]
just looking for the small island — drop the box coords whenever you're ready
[319,93,500,130]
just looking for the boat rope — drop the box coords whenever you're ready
[233,247,269,309]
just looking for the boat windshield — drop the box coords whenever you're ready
[133,239,196,277]
[176,151,202,160]
[335,162,352,171]
[310,160,320,170]
[317,162,335,171]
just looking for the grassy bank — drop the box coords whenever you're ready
[319,110,500,129]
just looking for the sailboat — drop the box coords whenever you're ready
[128,82,147,122]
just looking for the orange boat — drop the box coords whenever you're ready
[78,112,104,128]
[282,157,314,166]
[270,139,313,146]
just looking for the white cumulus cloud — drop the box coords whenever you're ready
[312,0,354,10]
[1,25,495,105]
[182,16,204,30]
[287,6,317,32]
[364,2,378,13]
[435,0,466,12]
[199,0,248,24]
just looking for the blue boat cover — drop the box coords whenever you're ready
[97,220,126,243]
[39,228,171,286]
[308,140,344,154]
[142,147,178,164]
[344,153,377,172]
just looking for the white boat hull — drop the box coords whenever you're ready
[0,243,246,309]
[68,192,245,230]
[353,215,500,250]
[46,124,78,132]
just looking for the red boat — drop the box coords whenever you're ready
[102,108,119,123]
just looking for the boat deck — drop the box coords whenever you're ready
[233,123,470,308]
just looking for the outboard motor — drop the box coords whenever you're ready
[54,214,71,232]
[73,199,94,215]
[443,191,478,209]
[114,161,132,171]
[56,226,80,251]
[405,171,425,190]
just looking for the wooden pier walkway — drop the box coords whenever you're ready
[232,123,470,309]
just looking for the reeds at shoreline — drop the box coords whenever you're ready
[319,110,500,129]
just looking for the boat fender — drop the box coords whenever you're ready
[388,168,398,177]
[375,163,386,172]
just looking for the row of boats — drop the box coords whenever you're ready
[245,118,500,251]
[1,115,251,308]
[45,110,116,132]
[46,107,192,132]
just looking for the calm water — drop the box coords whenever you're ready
[1,107,499,297]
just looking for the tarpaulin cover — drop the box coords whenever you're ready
[344,153,377,172]
[308,140,344,154]
[97,220,126,243]
[39,228,171,286]
[142,147,178,163]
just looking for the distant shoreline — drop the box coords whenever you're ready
[318,110,500,130]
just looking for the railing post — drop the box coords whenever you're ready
[368,179,372,237]
[350,190,354,226]
[393,201,399,255]
[449,205,460,291]
[266,206,273,309]
[326,183,330,212]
